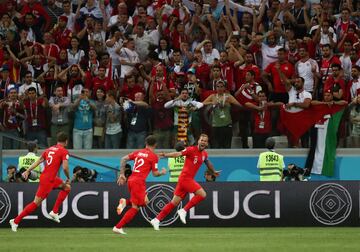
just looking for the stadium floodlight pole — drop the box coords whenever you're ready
[0,133,3,182]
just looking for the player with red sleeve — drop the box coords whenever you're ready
[9,132,71,232]
[112,135,166,235]
[150,134,220,230]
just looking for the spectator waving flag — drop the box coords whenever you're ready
[305,108,345,177]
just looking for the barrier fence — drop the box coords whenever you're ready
[0,181,358,227]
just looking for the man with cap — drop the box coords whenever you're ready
[0,64,16,100]
[18,141,42,182]
[257,137,285,181]
[52,15,72,49]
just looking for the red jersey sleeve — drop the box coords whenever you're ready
[62,149,69,161]
[181,146,193,157]
[128,151,138,161]
[151,153,159,172]
[41,149,47,159]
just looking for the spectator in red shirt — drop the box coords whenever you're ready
[263,48,295,104]
[51,16,72,50]
[23,86,48,147]
[0,87,24,149]
[150,90,173,149]
[287,38,300,65]
[245,91,282,148]
[236,51,261,89]
[149,64,176,101]
[120,74,145,101]
[20,0,51,32]
[90,66,115,98]
[191,50,210,94]
[323,63,346,101]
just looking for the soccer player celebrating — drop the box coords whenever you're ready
[113,135,166,235]
[150,134,220,230]
[9,132,71,232]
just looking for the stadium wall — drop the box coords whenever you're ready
[0,182,357,227]
[2,149,360,182]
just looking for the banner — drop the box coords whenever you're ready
[0,182,358,227]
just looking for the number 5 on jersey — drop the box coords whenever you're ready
[47,151,55,165]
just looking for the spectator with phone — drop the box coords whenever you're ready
[72,88,96,149]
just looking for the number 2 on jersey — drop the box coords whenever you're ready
[133,157,144,173]
[47,151,55,165]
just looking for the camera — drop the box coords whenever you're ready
[73,166,98,182]
[283,164,309,181]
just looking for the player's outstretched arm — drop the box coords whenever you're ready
[118,155,130,185]
[159,151,182,158]
[22,157,44,180]
[204,159,221,177]
[62,160,71,182]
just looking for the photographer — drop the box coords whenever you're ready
[6,165,17,182]
[283,164,309,181]
[204,169,216,182]
[72,166,98,182]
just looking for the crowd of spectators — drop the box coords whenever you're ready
[0,0,360,150]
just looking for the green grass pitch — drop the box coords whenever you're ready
[0,227,359,252]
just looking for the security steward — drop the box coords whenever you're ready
[168,141,186,182]
[257,137,285,181]
[18,142,41,182]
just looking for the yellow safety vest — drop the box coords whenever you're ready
[257,151,284,181]
[168,156,185,182]
[18,153,41,182]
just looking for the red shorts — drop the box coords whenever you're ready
[36,177,63,199]
[127,179,146,206]
[174,178,202,199]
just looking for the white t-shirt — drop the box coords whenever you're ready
[261,43,282,70]
[107,15,133,29]
[340,54,352,81]
[295,59,319,92]
[350,79,360,99]
[119,47,140,78]
[19,82,44,96]
[64,13,76,32]
[131,34,154,61]
[201,47,220,65]
[106,39,123,66]
[287,87,312,113]
[67,49,85,65]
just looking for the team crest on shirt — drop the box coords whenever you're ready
[194,156,198,164]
